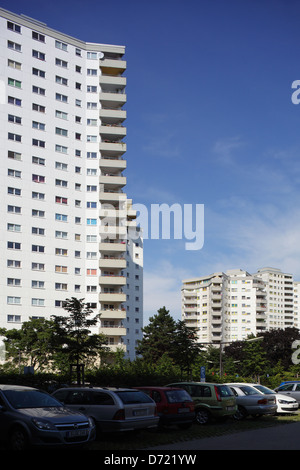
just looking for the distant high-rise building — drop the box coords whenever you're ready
[182,267,300,346]
[0,8,143,359]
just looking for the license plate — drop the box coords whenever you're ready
[66,429,88,438]
[133,409,147,416]
[178,408,189,413]
[226,406,235,411]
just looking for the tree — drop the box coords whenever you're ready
[136,307,177,364]
[51,297,109,380]
[0,318,54,372]
[172,321,201,378]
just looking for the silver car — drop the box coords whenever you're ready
[0,385,96,450]
[248,383,298,414]
[275,382,300,404]
[52,387,159,434]
[226,383,277,420]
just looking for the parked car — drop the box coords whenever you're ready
[0,384,96,450]
[52,387,159,434]
[274,382,300,404]
[136,386,195,429]
[226,383,277,420]
[248,383,298,414]
[166,382,236,424]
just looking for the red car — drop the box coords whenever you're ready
[136,386,195,429]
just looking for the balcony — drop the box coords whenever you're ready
[99,174,126,188]
[100,207,127,219]
[99,257,126,269]
[100,124,126,140]
[99,241,126,252]
[99,190,127,203]
[99,324,126,336]
[99,275,126,286]
[99,141,126,155]
[99,91,126,108]
[99,157,126,171]
[99,308,126,319]
[100,108,126,124]
[99,74,126,89]
[99,225,127,238]
[99,292,126,302]
[100,58,126,76]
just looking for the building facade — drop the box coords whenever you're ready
[182,267,300,346]
[0,8,143,359]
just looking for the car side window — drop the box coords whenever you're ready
[201,386,211,397]
[279,384,294,391]
[67,391,90,405]
[295,384,300,391]
[152,391,161,403]
[91,392,114,405]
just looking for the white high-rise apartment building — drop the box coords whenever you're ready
[0,8,143,359]
[182,269,267,345]
[182,267,300,346]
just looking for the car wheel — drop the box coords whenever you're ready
[195,408,211,425]
[234,406,248,420]
[9,426,28,451]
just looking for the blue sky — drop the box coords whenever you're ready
[3,0,300,323]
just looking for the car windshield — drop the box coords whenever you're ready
[254,385,274,394]
[115,391,153,404]
[165,390,192,403]
[2,389,63,409]
[239,386,260,396]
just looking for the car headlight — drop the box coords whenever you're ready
[88,417,95,428]
[278,399,293,405]
[32,418,57,430]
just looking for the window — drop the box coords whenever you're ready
[87,69,97,76]
[32,245,45,253]
[55,58,68,68]
[8,114,22,124]
[8,40,21,52]
[75,48,82,56]
[32,298,45,306]
[32,280,45,289]
[87,135,97,142]
[8,133,21,142]
[87,235,97,242]
[8,59,21,70]
[32,209,45,217]
[55,231,68,239]
[32,121,45,130]
[8,96,21,106]
[87,52,97,59]
[7,223,21,232]
[7,21,21,33]
[87,85,97,93]
[7,259,21,268]
[55,40,67,51]
[55,283,67,290]
[87,119,97,126]
[7,278,21,286]
[32,174,45,183]
[8,78,21,88]
[55,196,68,204]
[87,269,97,276]
[87,102,97,109]
[32,85,45,95]
[56,93,68,103]
[7,296,21,305]
[32,31,45,42]
[87,152,97,159]
[32,156,45,165]
[8,168,21,178]
[32,227,45,235]
[7,315,21,323]
[8,205,21,214]
[55,248,68,256]
[55,161,68,171]
[32,262,44,271]
[87,218,97,225]
[8,241,21,250]
[87,185,97,191]
[32,67,45,77]
[56,75,68,86]
[32,191,45,200]
[8,187,21,195]
[55,265,68,273]
[32,103,45,113]
[32,50,45,61]
[56,127,68,137]
[8,150,21,160]
[55,110,68,120]
[32,138,46,148]
[55,213,68,222]
[55,144,68,154]
[87,202,97,208]
[55,179,68,187]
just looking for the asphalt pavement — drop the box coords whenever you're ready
[148,421,300,450]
